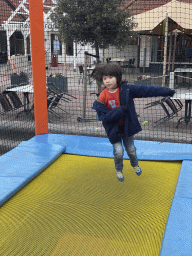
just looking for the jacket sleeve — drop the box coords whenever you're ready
[92,101,126,123]
[128,84,173,99]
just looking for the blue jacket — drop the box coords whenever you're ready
[92,81,173,144]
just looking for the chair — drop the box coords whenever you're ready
[144,97,183,126]
[165,98,183,113]
[78,65,84,84]
[47,82,77,102]
[0,93,12,114]
[121,59,136,73]
[47,94,69,119]
[6,92,23,109]
[131,58,135,65]
[78,65,92,85]
[79,65,84,74]
[176,100,192,128]
[46,82,77,119]
[106,58,111,63]
[120,59,131,73]
[128,59,132,65]
[128,58,136,73]
[3,91,27,117]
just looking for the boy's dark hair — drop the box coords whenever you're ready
[91,63,122,87]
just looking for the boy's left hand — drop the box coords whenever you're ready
[169,89,176,97]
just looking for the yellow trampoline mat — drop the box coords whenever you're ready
[0,155,181,256]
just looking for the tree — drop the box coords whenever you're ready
[51,0,137,60]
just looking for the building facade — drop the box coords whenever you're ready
[1,0,192,72]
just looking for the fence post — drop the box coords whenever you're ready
[83,51,88,118]
[29,0,48,135]
[162,14,168,87]
[169,72,174,89]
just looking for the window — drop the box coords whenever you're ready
[10,31,24,56]
[0,31,8,64]
[51,34,62,55]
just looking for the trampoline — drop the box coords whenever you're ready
[0,134,192,255]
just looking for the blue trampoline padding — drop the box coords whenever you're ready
[29,134,192,161]
[0,140,66,206]
[0,134,192,253]
[160,160,192,255]
[0,177,27,207]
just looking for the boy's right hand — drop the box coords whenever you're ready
[121,106,129,113]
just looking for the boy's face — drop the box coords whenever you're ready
[102,76,117,92]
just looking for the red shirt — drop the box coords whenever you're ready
[99,87,123,125]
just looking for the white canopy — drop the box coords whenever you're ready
[133,0,192,35]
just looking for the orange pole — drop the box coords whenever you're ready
[29,0,48,135]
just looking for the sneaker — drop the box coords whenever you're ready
[116,171,124,182]
[133,166,142,176]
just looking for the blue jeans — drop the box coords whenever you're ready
[113,136,138,171]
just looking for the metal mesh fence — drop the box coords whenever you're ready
[1,0,192,156]
[0,0,35,155]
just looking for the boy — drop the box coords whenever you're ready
[92,63,175,182]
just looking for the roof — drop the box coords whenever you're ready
[126,0,172,15]
[1,0,192,36]
[0,0,178,27]
[0,0,54,27]
[125,0,192,15]
[132,0,192,35]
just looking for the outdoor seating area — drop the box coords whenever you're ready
[1,61,192,129]
[120,58,136,73]
[108,58,136,74]
[0,76,77,120]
